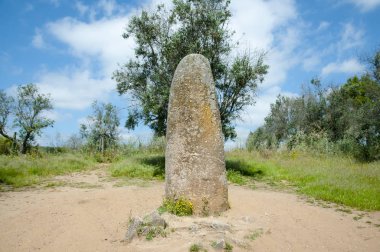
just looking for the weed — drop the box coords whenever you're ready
[189,243,207,252]
[245,228,264,241]
[137,225,167,241]
[161,197,193,216]
[224,242,233,251]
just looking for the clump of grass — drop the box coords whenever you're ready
[189,243,207,252]
[224,242,233,251]
[160,197,193,216]
[210,241,233,251]
[139,226,167,241]
[245,228,264,241]
[0,153,96,188]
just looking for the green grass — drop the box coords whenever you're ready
[3,148,379,211]
[226,150,380,211]
[0,153,96,188]
[109,153,165,180]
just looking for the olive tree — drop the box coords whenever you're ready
[0,84,54,154]
[113,0,268,140]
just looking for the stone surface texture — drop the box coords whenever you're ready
[165,54,229,215]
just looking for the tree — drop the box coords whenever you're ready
[0,84,54,154]
[247,68,380,161]
[113,0,268,140]
[338,74,380,160]
[80,101,120,153]
[0,90,14,142]
[65,134,83,150]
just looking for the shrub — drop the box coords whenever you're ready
[161,197,193,216]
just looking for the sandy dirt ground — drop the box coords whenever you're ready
[0,169,379,252]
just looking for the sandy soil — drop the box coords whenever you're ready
[0,169,379,252]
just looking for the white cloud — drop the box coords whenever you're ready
[36,69,115,110]
[47,0,60,7]
[75,1,89,16]
[230,0,297,50]
[74,0,128,20]
[345,0,380,11]
[225,0,300,139]
[317,21,330,31]
[42,110,73,122]
[339,23,364,52]
[32,30,45,49]
[321,58,365,76]
[97,0,117,16]
[46,16,134,75]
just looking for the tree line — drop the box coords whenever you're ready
[247,51,380,161]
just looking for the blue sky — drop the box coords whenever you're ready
[0,0,379,147]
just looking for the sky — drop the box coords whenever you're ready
[0,0,379,147]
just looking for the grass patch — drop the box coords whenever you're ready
[226,150,380,211]
[189,243,207,252]
[227,170,248,185]
[0,153,96,188]
[109,154,165,180]
[224,242,233,251]
[245,228,264,241]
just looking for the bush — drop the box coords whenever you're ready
[0,137,12,155]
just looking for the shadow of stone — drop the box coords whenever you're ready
[226,160,263,178]
[140,155,165,178]
[139,155,264,179]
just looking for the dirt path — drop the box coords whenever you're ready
[0,169,379,252]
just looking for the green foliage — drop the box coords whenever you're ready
[0,136,12,155]
[0,152,96,188]
[0,84,54,154]
[162,197,193,216]
[226,170,247,185]
[0,90,14,143]
[113,0,268,140]
[80,101,120,156]
[247,61,380,161]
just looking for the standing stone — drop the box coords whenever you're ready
[165,54,229,215]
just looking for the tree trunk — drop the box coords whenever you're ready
[21,132,30,154]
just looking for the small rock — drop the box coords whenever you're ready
[189,224,199,233]
[144,210,167,228]
[125,217,142,242]
[214,239,225,249]
[125,211,168,242]
[242,216,253,223]
[210,221,231,231]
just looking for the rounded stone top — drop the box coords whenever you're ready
[176,54,211,70]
